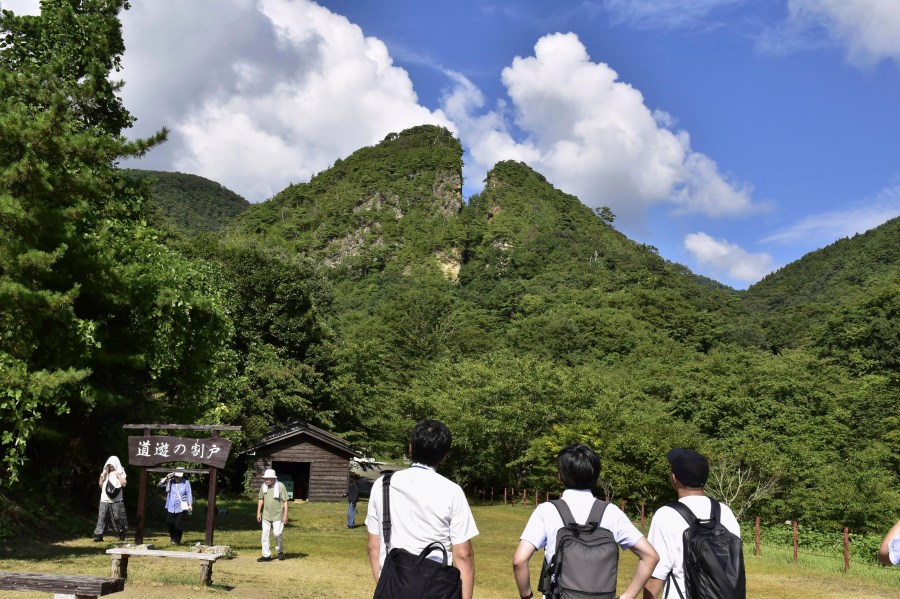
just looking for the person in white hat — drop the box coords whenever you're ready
[257,468,289,561]
[157,467,192,545]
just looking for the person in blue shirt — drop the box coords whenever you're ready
[157,467,192,545]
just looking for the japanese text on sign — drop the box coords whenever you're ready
[127,436,233,468]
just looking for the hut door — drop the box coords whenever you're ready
[273,461,310,500]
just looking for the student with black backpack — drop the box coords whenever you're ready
[643,449,746,599]
[513,444,659,599]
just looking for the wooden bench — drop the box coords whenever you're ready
[0,570,124,598]
[105,547,221,586]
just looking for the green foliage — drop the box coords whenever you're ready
[1,2,896,535]
[0,1,231,490]
[743,217,900,350]
[124,169,249,235]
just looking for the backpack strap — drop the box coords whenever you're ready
[666,500,699,527]
[550,499,577,526]
[586,499,608,526]
[708,497,721,523]
[381,472,395,553]
[551,498,608,527]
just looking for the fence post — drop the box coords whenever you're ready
[605,495,609,502]
[793,521,798,563]
[843,527,850,572]
[491,488,494,506]
[504,488,507,505]
[546,491,550,503]
[534,489,539,506]
[621,500,625,513]
[521,489,527,507]
[640,502,645,531]
[755,517,761,557]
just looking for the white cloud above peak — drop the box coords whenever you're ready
[762,184,900,245]
[444,32,763,225]
[118,0,448,202]
[684,232,775,284]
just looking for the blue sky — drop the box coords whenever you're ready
[6,0,900,288]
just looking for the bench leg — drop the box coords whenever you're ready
[111,555,129,579]
[199,561,212,586]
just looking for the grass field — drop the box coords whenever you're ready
[1,499,897,598]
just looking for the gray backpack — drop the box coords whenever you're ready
[539,499,619,599]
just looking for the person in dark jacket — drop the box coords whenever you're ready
[347,473,360,528]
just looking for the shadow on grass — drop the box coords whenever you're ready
[0,541,108,561]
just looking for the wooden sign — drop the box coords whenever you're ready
[126,436,233,469]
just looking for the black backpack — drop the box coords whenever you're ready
[665,499,746,599]
[372,472,462,599]
[539,499,619,599]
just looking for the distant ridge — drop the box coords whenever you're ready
[743,216,900,348]
[125,169,250,234]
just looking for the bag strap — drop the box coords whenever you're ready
[664,572,686,599]
[586,498,608,525]
[550,499,577,526]
[551,498,607,527]
[381,471,395,553]
[709,497,721,523]
[416,541,449,567]
[666,500,698,527]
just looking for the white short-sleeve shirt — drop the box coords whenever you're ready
[365,464,479,568]
[889,535,900,566]
[519,489,645,564]
[646,495,741,598]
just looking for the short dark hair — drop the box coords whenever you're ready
[557,444,600,490]
[410,419,452,467]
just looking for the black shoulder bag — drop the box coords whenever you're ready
[105,475,121,499]
[372,471,463,599]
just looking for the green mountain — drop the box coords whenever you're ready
[164,125,897,532]
[743,216,900,350]
[231,125,465,275]
[230,128,741,358]
[125,169,250,234]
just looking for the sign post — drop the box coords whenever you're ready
[123,424,240,546]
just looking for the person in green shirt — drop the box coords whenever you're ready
[256,468,289,562]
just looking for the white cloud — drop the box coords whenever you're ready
[602,0,745,29]
[684,232,775,284]
[766,0,900,66]
[444,32,763,224]
[1,0,39,15]
[118,0,448,201]
[762,184,900,245]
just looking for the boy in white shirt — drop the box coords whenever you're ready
[513,444,659,599]
[366,419,479,599]
[642,448,741,599]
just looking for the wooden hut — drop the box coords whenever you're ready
[242,421,359,501]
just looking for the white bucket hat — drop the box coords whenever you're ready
[263,468,277,479]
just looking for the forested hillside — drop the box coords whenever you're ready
[125,169,249,234]
[224,126,898,532]
[743,216,900,350]
[1,1,896,539]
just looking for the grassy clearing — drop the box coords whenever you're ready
[0,500,897,598]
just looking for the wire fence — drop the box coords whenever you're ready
[464,485,900,576]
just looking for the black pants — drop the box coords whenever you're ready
[167,510,186,543]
